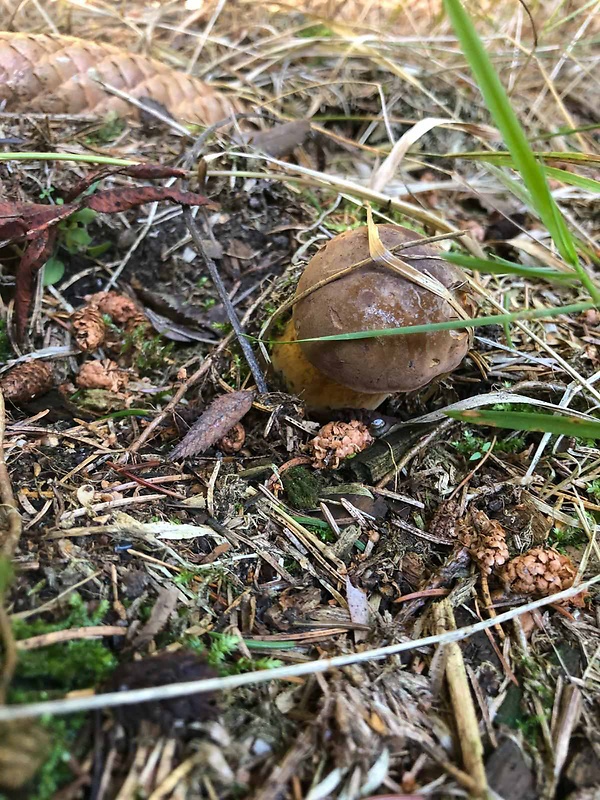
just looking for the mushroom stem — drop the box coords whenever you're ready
[271,320,389,411]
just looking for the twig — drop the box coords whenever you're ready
[376,418,456,489]
[183,208,268,393]
[0,391,21,560]
[0,389,21,703]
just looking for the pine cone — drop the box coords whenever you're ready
[76,359,128,392]
[218,422,246,454]
[501,546,578,598]
[71,306,106,352]
[0,360,53,404]
[86,290,148,331]
[459,508,509,575]
[102,650,219,733]
[309,420,373,469]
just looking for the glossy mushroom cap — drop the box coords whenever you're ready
[293,224,474,394]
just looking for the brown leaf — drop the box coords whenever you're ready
[169,391,255,461]
[247,120,311,158]
[85,186,215,214]
[65,164,188,201]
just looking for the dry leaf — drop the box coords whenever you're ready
[370,118,499,192]
[169,391,255,460]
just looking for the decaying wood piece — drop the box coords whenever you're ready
[0,32,239,125]
[433,598,488,799]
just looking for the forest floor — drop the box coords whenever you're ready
[0,1,599,799]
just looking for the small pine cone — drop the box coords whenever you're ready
[309,420,373,469]
[460,508,509,574]
[0,361,53,404]
[123,309,150,334]
[86,291,147,331]
[71,306,106,352]
[218,422,246,454]
[76,359,128,392]
[501,546,578,598]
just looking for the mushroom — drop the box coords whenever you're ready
[271,224,474,410]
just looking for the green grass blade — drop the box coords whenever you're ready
[446,409,600,440]
[262,300,595,344]
[443,0,582,272]
[542,167,600,193]
[445,252,577,284]
[436,150,600,166]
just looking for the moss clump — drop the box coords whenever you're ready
[5,593,118,800]
[282,466,323,510]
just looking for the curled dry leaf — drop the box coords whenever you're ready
[0,360,53,404]
[501,546,585,606]
[218,422,246,454]
[71,306,106,352]
[76,359,129,392]
[168,390,255,461]
[459,508,509,575]
[309,420,373,469]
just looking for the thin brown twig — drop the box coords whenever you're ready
[183,208,268,393]
[0,389,21,703]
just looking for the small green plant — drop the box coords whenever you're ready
[547,526,588,554]
[40,192,111,287]
[8,593,118,800]
[84,112,127,145]
[588,480,600,500]
[451,429,525,461]
[185,633,283,675]
[282,466,323,509]
[120,325,174,373]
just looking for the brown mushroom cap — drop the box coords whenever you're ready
[293,224,474,394]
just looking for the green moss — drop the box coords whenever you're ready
[282,466,323,510]
[547,525,588,553]
[120,325,174,373]
[6,593,118,800]
[451,428,526,461]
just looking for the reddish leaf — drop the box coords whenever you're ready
[15,228,56,338]
[64,164,187,202]
[0,201,72,240]
[168,391,255,461]
[85,187,214,214]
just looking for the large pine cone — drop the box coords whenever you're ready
[501,546,577,596]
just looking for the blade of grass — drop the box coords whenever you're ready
[444,252,577,284]
[0,152,138,167]
[542,167,600,194]
[258,300,596,344]
[443,0,583,271]
[432,151,600,166]
[446,409,600,440]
